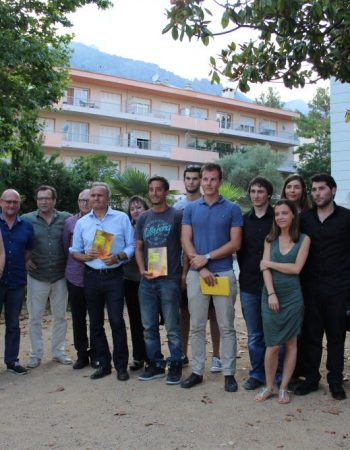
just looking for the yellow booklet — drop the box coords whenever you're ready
[92,230,114,259]
[148,247,168,277]
[200,276,230,296]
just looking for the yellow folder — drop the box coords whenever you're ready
[199,276,230,296]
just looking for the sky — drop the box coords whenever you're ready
[66,0,328,103]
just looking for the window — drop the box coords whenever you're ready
[129,163,150,175]
[99,126,120,146]
[161,102,178,115]
[129,130,150,149]
[186,135,207,150]
[239,116,255,133]
[100,92,121,112]
[129,97,151,115]
[66,87,89,107]
[38,118,55,133]
[63,121,88,143]
[216,112,232,129]
[260,120,277,136]
[160,165,179,181]
[190,106,208,119]
[160,134,178,150]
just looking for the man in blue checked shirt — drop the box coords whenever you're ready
[70,182,135,382]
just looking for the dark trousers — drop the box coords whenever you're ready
[124,279,147,362]
[67,280,94,359]
[301,286,347,385]
[84,268,128,371]
[0,286,24,366]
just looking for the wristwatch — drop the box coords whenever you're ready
[205,252,211,260]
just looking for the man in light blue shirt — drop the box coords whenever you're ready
[71,182,135,381]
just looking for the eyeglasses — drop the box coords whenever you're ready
[78,199,90,203]
[1,199,20,205]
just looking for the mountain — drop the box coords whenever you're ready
[69,42,308,113]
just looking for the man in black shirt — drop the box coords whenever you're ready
[237,177,283,390]
[296,173,350,400]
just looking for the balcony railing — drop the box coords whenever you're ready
[218,121,297,141]
[62,96,171,120]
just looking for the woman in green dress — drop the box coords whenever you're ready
[255,199,310,404]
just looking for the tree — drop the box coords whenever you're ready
[164,1,350,92]
[218,145,285,205]
[0,0,111,154]
[255,87,285,109]
[295,87,330,184]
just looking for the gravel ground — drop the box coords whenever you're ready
[0,300,349,450]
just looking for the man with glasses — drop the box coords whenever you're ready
[0,189,33,374]
[175,164,222,373]
[22,185,71,368]
[71,182,135,381]
[63,189,97,369]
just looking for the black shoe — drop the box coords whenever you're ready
[117,369,130,381]
[181,372,203,389]
[225,375,238,392]
[73,357,90,370]
[243,377,263,391]
[294,380,319,396]
[129,360,144,371]
[90,367,111,380]
[166,362,182,385]
[7,363,28,375]
[329,383,346,400]
[138,365,166,381]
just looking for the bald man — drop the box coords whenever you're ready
[0,189,34,374]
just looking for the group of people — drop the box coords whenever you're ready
[0,163,349,403]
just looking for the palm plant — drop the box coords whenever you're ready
[219,182,244,203]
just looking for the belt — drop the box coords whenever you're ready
[85,266,122,275]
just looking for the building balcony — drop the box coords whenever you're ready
[41,131,218,163]
[218,122,299,146]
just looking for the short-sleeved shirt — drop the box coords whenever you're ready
[182,195,243,272]
[300,204,350,295]
[0,215,34,288]
[70,207,135,270]
[21,209,71,283]
[237,205,274,294]
[135,207,182,278]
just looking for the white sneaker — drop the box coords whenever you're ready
[27,357,41,368]
[210,356,222,373]
[53,355,73,365]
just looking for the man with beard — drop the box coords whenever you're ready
[135,176,183,385]
[295,173,350,400]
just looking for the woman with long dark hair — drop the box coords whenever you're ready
[281,174,310,212]
[255,199,310,404]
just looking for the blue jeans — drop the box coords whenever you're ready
[84,268,128,371]
[240,290,283,383]
[0,286,25,366]
[138,277,182,367]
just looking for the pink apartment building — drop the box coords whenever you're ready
[40,68,299,191]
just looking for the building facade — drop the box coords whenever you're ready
[40,69,299,190]
[330,79,350,207]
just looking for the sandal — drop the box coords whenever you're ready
[254,387,274,402]
[278,389,291,404]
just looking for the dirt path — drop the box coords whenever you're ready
[0,302,349,450]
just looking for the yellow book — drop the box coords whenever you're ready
[200,276,230,296]
[148,247,168,277]
[92,230,114,259]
